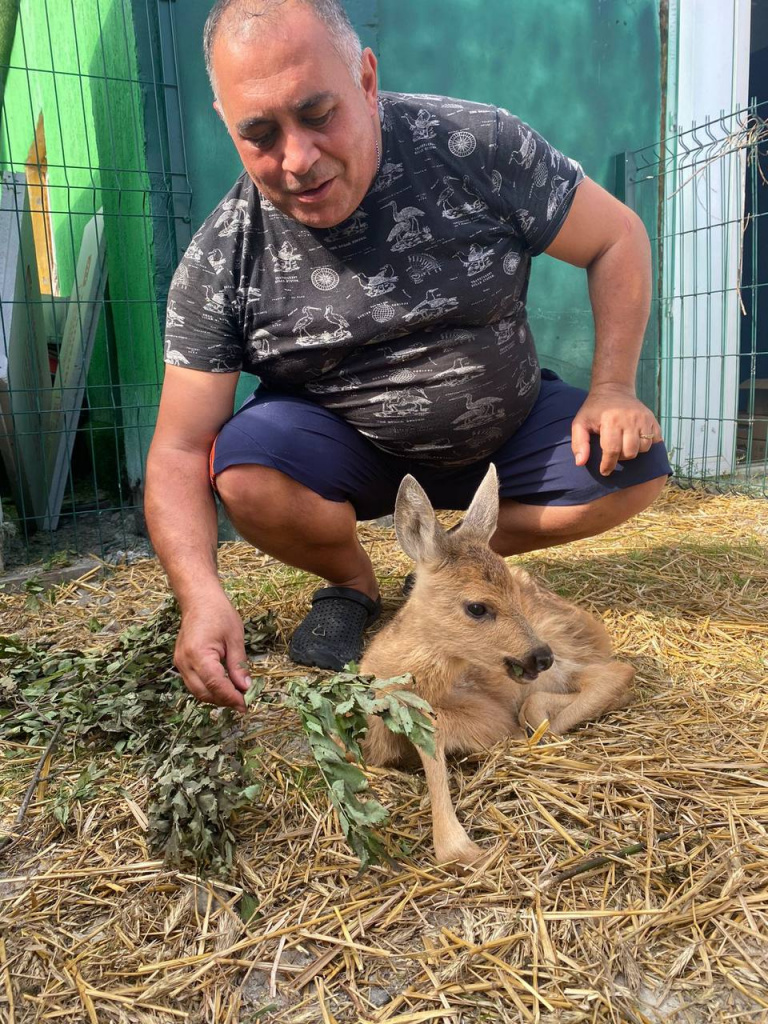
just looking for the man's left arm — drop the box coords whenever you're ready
[544,176,662,476]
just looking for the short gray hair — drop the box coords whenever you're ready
[204,0,364,94]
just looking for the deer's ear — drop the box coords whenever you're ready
[456,463,499,541]
[394,475,445,563]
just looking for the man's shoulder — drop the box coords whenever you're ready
[381,90,498,113]
[191,172,259,245]
[379,92,513,164]
[380,90,504,127]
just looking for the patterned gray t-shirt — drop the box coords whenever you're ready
[164,92,583,465]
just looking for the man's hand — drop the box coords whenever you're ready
[571,383,662,476]
[173,591,251,712]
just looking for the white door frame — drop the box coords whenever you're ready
[662,0,752,479]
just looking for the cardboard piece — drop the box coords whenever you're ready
[43,209,106,531]
[738,378,768,462]
[0,172,51,525]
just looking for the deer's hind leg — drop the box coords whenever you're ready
[519,661,634,736]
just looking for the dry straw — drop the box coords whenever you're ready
[1,484,767,1022]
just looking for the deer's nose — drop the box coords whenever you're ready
[530,645,554,673]
[505,645,554,682]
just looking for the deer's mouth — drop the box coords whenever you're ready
[504,658,539,683]
[504,647,554,683]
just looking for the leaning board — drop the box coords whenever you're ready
[0,172,51,526]
[43,209,107,531]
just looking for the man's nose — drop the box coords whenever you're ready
[282,130,320,179]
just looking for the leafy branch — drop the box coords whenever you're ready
[279,669,434,870]
[1,602,435,873]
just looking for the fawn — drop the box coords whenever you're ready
[360,464,634,868]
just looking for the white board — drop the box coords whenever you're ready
[0,172,51,526]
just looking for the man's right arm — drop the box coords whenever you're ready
[145,365,250,711]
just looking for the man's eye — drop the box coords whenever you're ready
[465,602,488,619]
[305,111,332,128]
[242,130,276,149]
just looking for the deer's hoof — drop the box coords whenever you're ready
[435,839,487,871]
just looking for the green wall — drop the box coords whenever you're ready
[0,0,159,495]
[172,0,662,408]
[0,0,19,100]
[376,0,662,396]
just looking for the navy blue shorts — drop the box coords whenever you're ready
[210,370,672,521]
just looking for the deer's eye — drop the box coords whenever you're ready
[465,602,489,619]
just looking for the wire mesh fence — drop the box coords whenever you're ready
[623,101,768,498]
[1,4,765,570]
[0,0,191,570]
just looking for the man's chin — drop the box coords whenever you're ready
[285,199,354,229]
[264,183,360,229]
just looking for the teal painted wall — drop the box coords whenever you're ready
[172,0,662,409]
[172,0,383,410]
[0,0,159,494]
[376,0,662,397]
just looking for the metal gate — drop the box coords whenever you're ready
[621,101,768,497]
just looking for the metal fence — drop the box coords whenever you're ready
[0,0,191,570]
[622,101,768,497]
[1,6,766,570]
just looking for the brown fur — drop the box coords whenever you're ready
[360,465,634,868]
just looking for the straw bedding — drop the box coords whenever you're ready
[1,484,767,1023]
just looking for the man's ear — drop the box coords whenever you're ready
[360,48,378,110]
[213,99,225,123]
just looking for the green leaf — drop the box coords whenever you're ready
[243,675,266,707]
[239,893,261,924]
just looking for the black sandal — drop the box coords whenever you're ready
[288,586,382,670]
[402,572,416,597]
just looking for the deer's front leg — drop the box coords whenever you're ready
[417,732,484,868]
[363,714,419,767]
[519,661,634,735]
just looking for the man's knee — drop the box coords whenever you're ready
[215,464,296,524]
[215,463,354,536]
[566,474,668,533]
[494,473,668,554]
[613,473,668,518]
[566,473,668,537]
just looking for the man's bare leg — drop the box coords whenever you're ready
[492,475,667,556]
[214,464,379,601]
[218,466,667,574]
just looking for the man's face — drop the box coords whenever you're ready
[212,3,380,229]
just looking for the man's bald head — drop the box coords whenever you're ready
[204,0,364,96]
